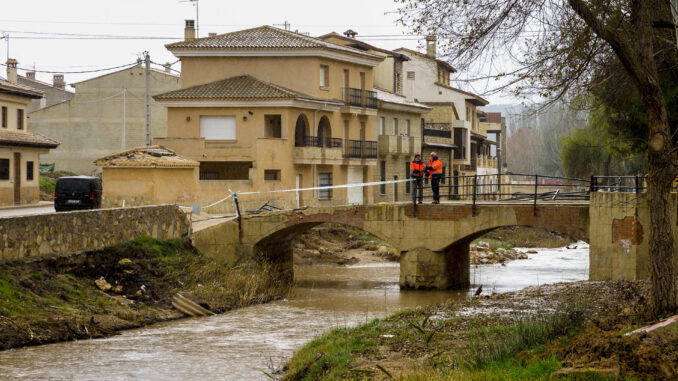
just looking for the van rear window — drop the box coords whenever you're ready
[57,179,91,193]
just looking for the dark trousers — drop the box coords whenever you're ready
[431,175,442,202]
[411,177,423,203]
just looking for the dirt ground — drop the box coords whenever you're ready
[0,238,288,351]
[292,224,398,266]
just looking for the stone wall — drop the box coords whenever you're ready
[0,205,189,261]
[589,192,678,281]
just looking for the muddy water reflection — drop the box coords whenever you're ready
[0,244,588,380]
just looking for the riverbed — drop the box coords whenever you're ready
[0,244,589,380]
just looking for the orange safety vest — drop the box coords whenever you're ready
[410,161,426,177]
[429,159,443,178]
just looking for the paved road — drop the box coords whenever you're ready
[0,204,55,218]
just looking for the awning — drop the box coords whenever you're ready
[424,142,457,149]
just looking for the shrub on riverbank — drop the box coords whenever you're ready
[0,237,289,350]
[282,281,676,380]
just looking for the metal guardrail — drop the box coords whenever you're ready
[343,88,378,109]
[296,136,343,148]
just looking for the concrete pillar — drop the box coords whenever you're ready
[399,238,470,289]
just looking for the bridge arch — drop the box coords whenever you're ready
[203,203,589,289]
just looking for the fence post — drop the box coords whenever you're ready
[472,174,477,216]
[635,175,640,194]
[590,175,596,193]
[233,192,242,229]
[533,174,538,216]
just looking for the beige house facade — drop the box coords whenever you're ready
[395,39,501,199]
[154,24,384,212]
[0,61,60,205]
[318,32,431,203]
[29,64,180,174]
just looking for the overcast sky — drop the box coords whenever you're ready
[1,0,512,105]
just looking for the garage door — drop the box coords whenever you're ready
[347,166,363,205]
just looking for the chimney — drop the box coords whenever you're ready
[184,19,196,41]
[26,71,36,80]
[426,35,437,58]
[53,74,65,89]
[164,62,172,73]
[343,29,358,39]
[6,59,18,84]
[208,32,217,37]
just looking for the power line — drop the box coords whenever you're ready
[0,61,137,74]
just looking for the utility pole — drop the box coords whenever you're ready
[121,86,126,151]
[144,51,151,146]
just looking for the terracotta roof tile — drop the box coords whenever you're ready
[0,130,59,148]
[166,25,381,60]
[95,146,199,168]
[153,75,332,102]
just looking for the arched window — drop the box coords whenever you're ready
[317,116,332,147]
[294,114,309,147]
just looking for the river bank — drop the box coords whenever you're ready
[282,280,677,380]
[0,238,289,351]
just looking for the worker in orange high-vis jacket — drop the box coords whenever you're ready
[410,154,426,204]
[427,152,444,204]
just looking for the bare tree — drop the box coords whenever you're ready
[397,0,678,315]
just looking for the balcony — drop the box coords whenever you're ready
[294,136,344,165]
[344,139,377,159]
[294,136,377,164]
[341,88,378,115]
[295,136,343,148]
[423,128,452,139]
[378,135,419,156]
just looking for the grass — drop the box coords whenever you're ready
[283,303,590,380]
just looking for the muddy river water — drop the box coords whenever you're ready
[0,244,589,380]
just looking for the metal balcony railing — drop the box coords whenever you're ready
[344,139,377,159]
[423,128,452,138]
[424,122,452,130]
[296,136,343,148]
[343,88,378,109]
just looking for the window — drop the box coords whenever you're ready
[392,118,398,135]
[318,172,332,199]
[17,109,24,130]
[264,169,281,181]
[0,159,8,180]
[26,161,34,181]
[199,161,251,180]
[1,107,6,128]
[379,117,385,135]
[200,116,236,140]
[320,65,329,87]
[405,120,410,136]
[407,71,415,80]
[264,114,282,138]
[380,161,386,195]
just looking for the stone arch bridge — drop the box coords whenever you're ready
[194,202,590,289]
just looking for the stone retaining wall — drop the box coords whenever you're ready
[0,205,189,261]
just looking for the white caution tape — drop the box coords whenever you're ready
[182,178,416,211]
[235,178,414,196]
